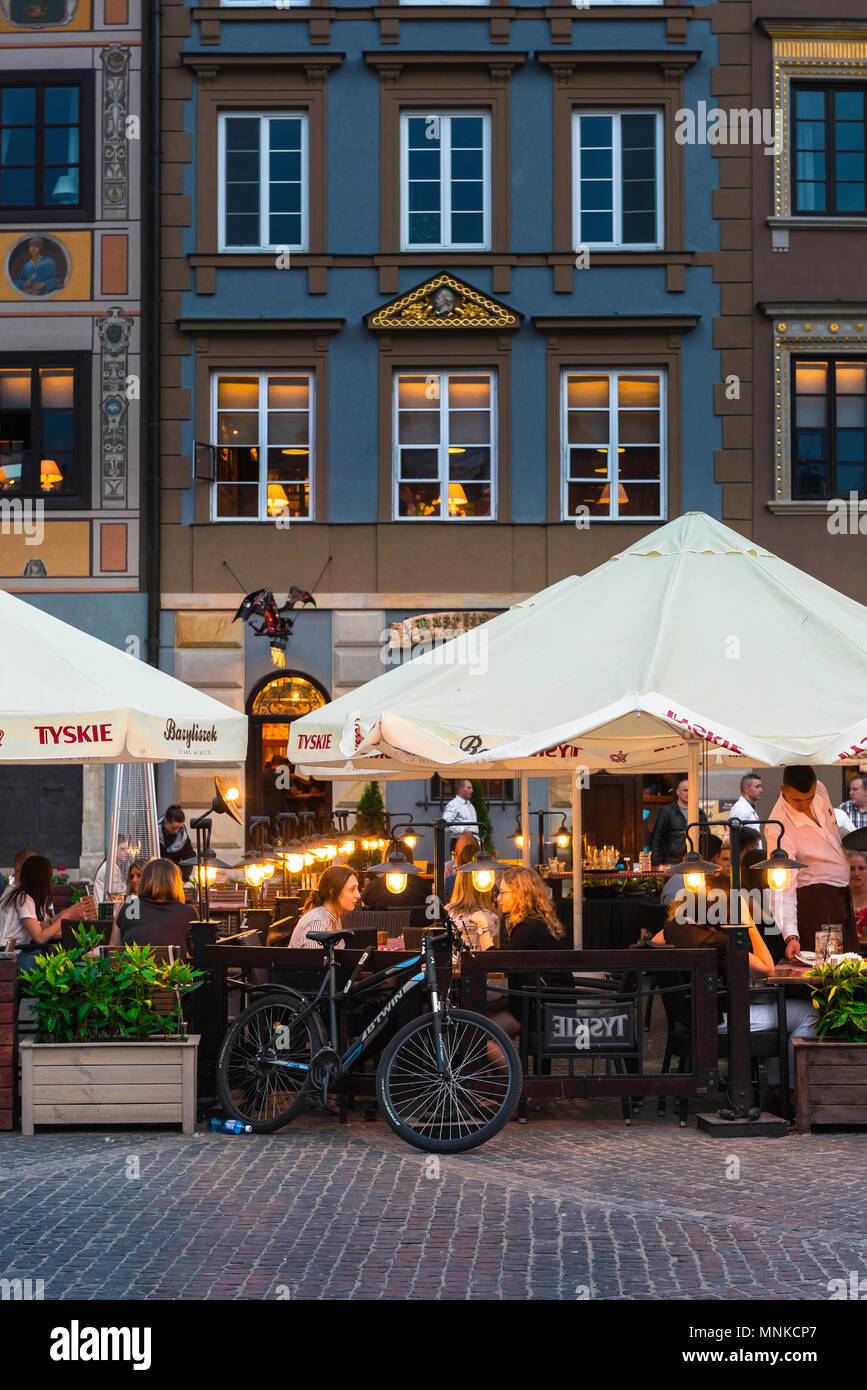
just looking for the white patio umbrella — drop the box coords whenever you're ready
[0,588,247,764]
[289,512,867,943]
[289,512,867,772]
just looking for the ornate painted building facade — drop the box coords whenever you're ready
[0,0,150,873]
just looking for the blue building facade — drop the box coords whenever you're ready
[160,0,748,860]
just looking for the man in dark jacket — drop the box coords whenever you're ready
[361,840,431,910]
[159,804,193,882]
[650,778,708,866]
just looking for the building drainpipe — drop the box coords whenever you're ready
[145,0,161,671]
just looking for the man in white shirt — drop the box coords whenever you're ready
[727,773,763,844]
[769,766,857,959]
[442,780,479,839]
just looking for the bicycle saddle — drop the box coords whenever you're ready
[305,929,357,945]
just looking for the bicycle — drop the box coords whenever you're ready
[215,916,522,1153]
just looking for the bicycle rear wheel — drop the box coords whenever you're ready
[376,1008,522,1153]
[217,994,321,1133]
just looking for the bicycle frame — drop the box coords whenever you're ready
[270,931,451,1082]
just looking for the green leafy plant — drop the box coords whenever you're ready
[68,884,88,906]
[52,865,70,885]
[21,927,203,1044]
[806,958,867,1041]
[352,780,385,835]
[469,781,494,853]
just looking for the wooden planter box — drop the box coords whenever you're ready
[793,1037,867,1133]
[19,1036,199,1135]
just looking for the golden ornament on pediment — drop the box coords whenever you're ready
[368,274,519,330]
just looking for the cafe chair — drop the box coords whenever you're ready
[716,983,791,1119]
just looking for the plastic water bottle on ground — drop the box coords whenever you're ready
[208,1118,252,1134]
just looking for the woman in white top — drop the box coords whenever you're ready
[446,874,498,951]
[288,865,361,948]
[0,854,93,969]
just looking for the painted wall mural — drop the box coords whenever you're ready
[0,0,89,31]
[0,230,91,301]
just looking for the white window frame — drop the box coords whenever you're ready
[400,111,492,252]
[560,367,667,522]
[392,369,498,522]
[217,111,309,253]
[210,369,315,523]
[572,109,664,251]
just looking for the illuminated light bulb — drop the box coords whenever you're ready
[324,844,338,859]
[556,833,570,849]
[515,833,524,849]
[288,854,304,874]
[404,834,417,849]
[472,868,495,892]
[261,862,275,878]
[313,846,328,861]
[339,840,354,854]
[767,864,790,891]
[386,872,408,895]
[303,853,314,867]
[224,787,240,802]
[684,871,706,893]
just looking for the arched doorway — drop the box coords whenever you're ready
[245,672,331,841]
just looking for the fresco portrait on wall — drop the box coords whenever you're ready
[6,234,69,298]
[1,0,78,27]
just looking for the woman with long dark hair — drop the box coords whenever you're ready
[288,865,361,948]
[0,855,94,968]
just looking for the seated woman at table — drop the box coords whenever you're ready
[848,850,867,937]
[288,865,361,948]
[663,871,815,1093]
[486,867,566,1040]
[110,858,197,958]
[446,874,498,951]
[0,855,94,970]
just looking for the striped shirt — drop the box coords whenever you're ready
[839,800,867,831]
[288,905,341,950]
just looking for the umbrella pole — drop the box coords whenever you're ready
[521,773,531,868]
[687,740,700,851]
[571,773,582,949]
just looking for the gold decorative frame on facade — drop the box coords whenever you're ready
[765,26,867,220]
[366,272,521,330]
[767,306,867,503]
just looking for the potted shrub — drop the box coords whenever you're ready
[793,957,867,1133]
[19,927,201,1135]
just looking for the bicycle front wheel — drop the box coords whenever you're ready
[217,994,321,1133]
[376,1009,522,1153]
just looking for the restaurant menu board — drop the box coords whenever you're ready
[543,999,635,1053]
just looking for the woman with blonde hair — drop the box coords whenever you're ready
[847,850,867,936]
[446,873,498,951]
[498,865,564,946]
[110,858,196,957]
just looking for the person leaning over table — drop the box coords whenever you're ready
[771,766,858,959]
[288,864,361,948]
[109,858,197,959]
[661,870,816,1098]
[0,854,94,970]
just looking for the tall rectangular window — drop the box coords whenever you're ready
[573,110,662,249]
[394,371,496,520]
[219,113,308,252]
[0,360,88,505]
[212,371,313,521]
[401,112,491,250]
[562,369,665,521]
[793,83,867,215]
[0,77,90,219]
[792,357,867,499]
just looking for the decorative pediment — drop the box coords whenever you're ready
[366,274,522,331]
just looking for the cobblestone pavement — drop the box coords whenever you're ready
[1,1102,865,1300]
